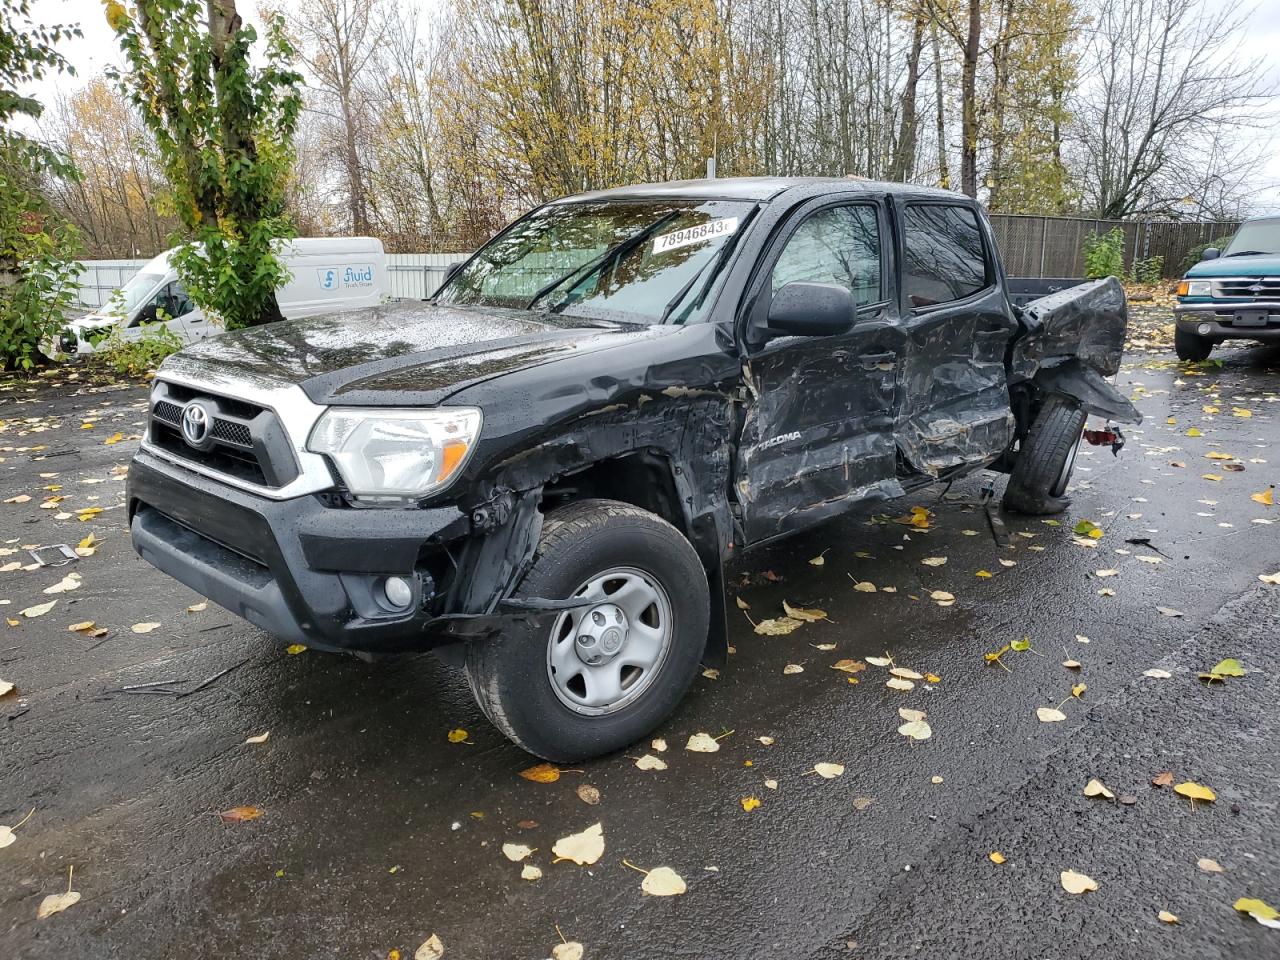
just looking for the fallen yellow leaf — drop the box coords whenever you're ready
[519,762,561,783]
[782,600,827,622]
[219,806,263,823]
[552,822,604,865]
[1060,869,1098,894]
[446,728,469,743]
[741,796,761,811]
[989,851,1006,864]
[640,865,687,896]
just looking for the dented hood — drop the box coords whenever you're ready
[159,301,642,406]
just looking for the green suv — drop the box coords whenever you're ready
[1174,216,1280,361]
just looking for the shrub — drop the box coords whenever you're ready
[1180,236,1235,276]
[1083,227,1125,279]
[89,319,183,378]
[0,218,82,370]
[1129,255,1164,285]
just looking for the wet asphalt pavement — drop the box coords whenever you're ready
[2,330,1279,960]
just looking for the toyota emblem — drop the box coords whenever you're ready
[181,401,211,446]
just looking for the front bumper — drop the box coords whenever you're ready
[1174,301,1280,343]
[127,451,516,652]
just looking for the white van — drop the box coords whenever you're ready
[61,237,387,354]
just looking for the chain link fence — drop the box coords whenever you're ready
[988,215,1240,280]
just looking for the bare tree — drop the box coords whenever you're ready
[288,0,388,235]
[1072,0,1274,219]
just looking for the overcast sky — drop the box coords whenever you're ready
[21,0,1280,214]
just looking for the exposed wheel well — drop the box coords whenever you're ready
[542,451,689,539]
[539,451,727,668]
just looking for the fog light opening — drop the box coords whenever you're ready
[1198,323,1212,336]
[381,576,413,611]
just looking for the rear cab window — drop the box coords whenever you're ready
[901,203,991,308]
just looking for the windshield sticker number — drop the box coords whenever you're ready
[652,217,739,254]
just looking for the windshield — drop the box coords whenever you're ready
[436,199,753,323]
[113,271,165,315]
[1224,219,1280,257]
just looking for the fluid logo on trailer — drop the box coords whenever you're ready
[316,264,376,290]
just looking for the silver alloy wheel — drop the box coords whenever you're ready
[1051,430,1083,498]
[546,566,674,716]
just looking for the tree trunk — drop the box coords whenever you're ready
[889,5,926,182]
[959,0,980,198]
[931,22,950,190]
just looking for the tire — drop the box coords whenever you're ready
[1003,396,1087,515]
[464,499,709,762]
[1175,327,1213,362]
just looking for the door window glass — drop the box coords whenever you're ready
[169,282,194,317]
[902,204,989,307]
[771,205,882,306]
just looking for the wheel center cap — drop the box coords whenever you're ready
[575,603,628,665]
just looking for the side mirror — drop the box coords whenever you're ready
[1201,247,1220,261]
[767,282,855,337]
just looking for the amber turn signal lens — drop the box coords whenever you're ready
[1176,280,1189,297]
[437,440,470,482]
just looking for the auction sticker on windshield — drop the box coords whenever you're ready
[653,217,739,254]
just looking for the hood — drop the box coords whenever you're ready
[159,300,659,406]
[1185,253,1280,278]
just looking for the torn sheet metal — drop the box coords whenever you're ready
[1007,277,1141,424]
[1010,277,1128,381]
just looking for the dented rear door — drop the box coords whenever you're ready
[735,197,906,543]
[892,199,1018,476]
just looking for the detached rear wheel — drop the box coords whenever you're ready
[465,499,708,762]
[1003,396,1087,515]
[1175,327,1214,362]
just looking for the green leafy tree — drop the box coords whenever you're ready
[0,0,82,370]
[105,0,302,329]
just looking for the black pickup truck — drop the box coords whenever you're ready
[127,177,1140,760]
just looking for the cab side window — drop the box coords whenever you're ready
[168,282,194,317]
[901,204,989,308]
[771,205,882,307]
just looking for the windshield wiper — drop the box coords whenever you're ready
[658,211,752,324]
[1224,250,1270,257]
[525,212,681,311]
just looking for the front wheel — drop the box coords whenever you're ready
[1175,326,1214,362]
[465,499,709,761]
[1003,396,1087,515]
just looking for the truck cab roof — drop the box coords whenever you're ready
[552,176,963,205]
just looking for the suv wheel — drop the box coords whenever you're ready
[1003,396,1087,516]
[1175,327,1214,362]
[465,499,709,761]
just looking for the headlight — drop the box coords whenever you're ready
[307,407,482,500]
[1177,279,1212,297]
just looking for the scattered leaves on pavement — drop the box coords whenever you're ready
[502,843,534,862]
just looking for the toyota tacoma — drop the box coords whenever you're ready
[127,177,1140,761]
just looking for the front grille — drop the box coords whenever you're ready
[148,382,300,488]
[1212,277,1280,301]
